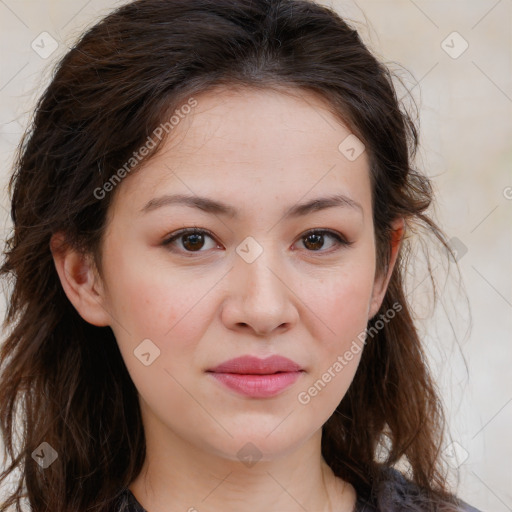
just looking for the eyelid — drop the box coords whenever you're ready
[301,228,352,246]
[162,227,219,248]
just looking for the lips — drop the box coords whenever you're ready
[207,355,302,374]
[206,355,304,398]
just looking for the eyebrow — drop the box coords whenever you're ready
[140,193,363,219]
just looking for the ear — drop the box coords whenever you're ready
[368,218,405,319]
[50,232,111,327]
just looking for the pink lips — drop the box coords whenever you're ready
[206,355,304,398]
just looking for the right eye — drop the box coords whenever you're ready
[162,228,221,255]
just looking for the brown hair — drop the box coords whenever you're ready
[1,0,461,510]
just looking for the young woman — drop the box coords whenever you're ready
[0,1,482,511]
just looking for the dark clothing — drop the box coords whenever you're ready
[115,468,483,511]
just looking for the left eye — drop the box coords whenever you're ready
[295,229,351,252]
[162,228,351,254]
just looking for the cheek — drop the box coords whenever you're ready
[302,258,375,345]
[294,259,374,412]
[331,285,372,346]
[105,256,211,413]
[101,240,213,358]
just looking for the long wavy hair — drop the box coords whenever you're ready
[1,0,462,510]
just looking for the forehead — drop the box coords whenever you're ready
[166,87,355,163]
[113,86,371,215]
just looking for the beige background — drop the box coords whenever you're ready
[0,1,510,510]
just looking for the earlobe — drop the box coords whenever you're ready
[368,218,405,319]
[50,232,111,327]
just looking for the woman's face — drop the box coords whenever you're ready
[89,87,397,461]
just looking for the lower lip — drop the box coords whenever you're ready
[208,371,303,398]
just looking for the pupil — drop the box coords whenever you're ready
[304,233,323,251]
[183,233,204,251]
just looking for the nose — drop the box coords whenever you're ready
[220,244,299,337]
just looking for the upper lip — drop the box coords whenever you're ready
[207,355,303,374]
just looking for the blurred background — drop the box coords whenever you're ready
[0,1,510,510]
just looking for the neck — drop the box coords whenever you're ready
[129,404,356,512]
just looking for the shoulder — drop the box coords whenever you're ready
[112,488,147,512]
[114,475,484,512]
[353,468,483,512]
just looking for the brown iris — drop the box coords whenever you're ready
[182,233,206,251]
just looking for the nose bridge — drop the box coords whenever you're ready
[223,234,297,335]
[235,234,286,304]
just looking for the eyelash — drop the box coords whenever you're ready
[161,227,353,256]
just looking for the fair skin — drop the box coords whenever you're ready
[52,87,403,512]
